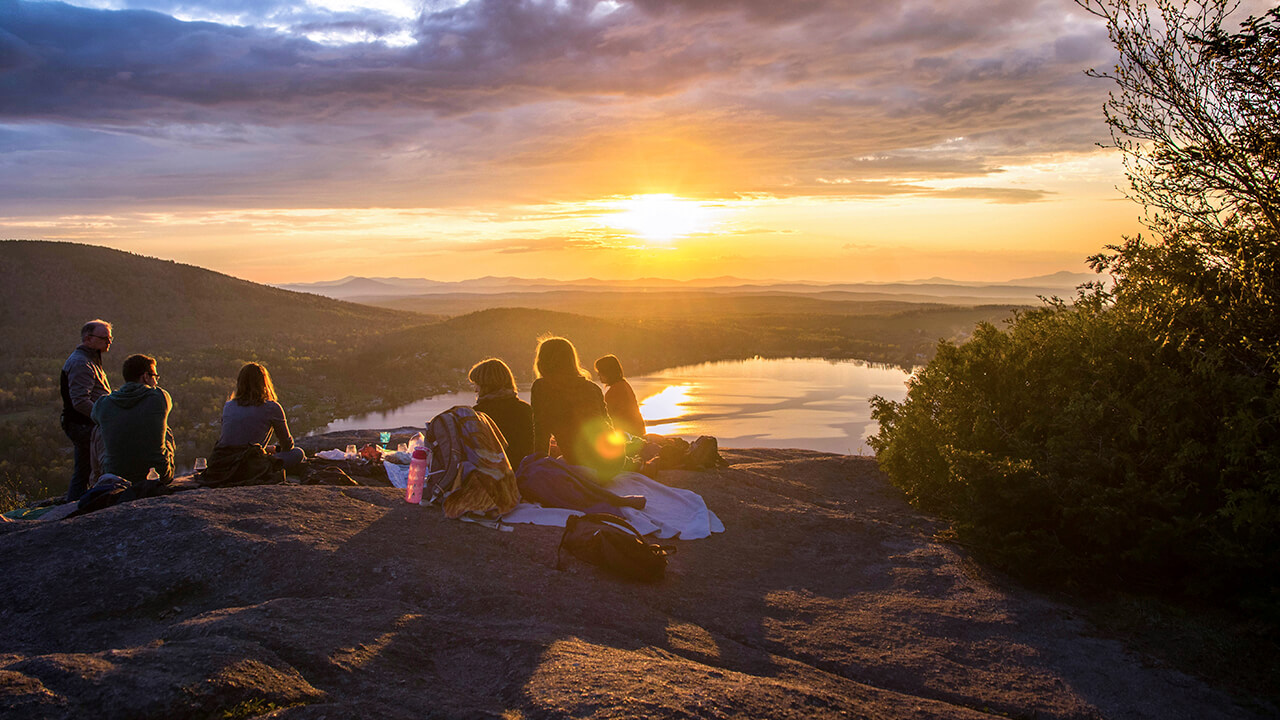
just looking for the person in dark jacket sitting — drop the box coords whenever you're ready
[469,357,533,470]
[531,336,624,479]
[91,353,174,495]
[218,362,306,469]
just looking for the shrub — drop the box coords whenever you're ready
[870,295,1280,601]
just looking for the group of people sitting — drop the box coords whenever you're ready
[60,319,647,502]
[474,337,646,478]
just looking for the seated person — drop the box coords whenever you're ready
[218,362,306,468]
[594,354,646,438]
[91,353,175,494]
[531,337,624,479]
[469,357,533,469]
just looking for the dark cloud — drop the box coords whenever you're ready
[628,0,833,23]
[0,0,724,122]
[0,0,1113,122]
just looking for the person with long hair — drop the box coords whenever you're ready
[469,357,533,469]
[531,336,624,478]
[218,362,305,468]
[594,354,646,438]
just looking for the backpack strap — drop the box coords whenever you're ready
[577,512,645,538]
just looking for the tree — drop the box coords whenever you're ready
[869,1,1280,602]
[1079,0,1280,235]
[1078,0,1280,375]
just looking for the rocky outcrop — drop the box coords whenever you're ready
[0,449,1256,719]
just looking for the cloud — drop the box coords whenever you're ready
[0,0,1124,211]
[426,231,628,255]
[923,187,1053,204]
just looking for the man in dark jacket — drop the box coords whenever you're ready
[60,320,113,501]
[92,354,175,496]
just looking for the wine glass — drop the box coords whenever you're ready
[193,457,207,473]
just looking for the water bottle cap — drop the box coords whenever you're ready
[412,447,428,459]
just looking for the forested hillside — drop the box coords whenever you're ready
[0,241,415,358]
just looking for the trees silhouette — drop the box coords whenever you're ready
[871,1,1280,602]
[1079,0,1280,374]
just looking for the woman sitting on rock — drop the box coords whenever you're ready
[594,354,646,438]
[218,362,306,469]
[469,357,533,469]
[531,337,624,479]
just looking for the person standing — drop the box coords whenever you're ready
[92,354,175,495]
[60,319,112,501]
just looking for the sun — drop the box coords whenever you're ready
[610,194,717,243]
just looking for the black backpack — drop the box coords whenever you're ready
[557,513,674,582]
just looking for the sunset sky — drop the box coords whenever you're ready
[1,0,1265,284]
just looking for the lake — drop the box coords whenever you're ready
[316,357,912,455]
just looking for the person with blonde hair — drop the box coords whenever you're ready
[530,336,623,478]
[218,362,305,468]
[594,354,645,438]
[469,357,533,468]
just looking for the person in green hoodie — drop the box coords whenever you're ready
[91,354,175,495]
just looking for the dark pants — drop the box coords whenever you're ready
[62,419,94,501]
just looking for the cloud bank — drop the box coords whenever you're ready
[0,0,1120,209]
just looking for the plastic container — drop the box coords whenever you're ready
[405,447,429,504]
[407,432,425,454]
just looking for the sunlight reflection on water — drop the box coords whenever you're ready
[318,357,910,455]
[637,384,695,436]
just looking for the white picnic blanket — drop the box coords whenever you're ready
[502,472,724,540]
[385,464,723,539]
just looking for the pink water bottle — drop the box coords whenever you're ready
[405,447,428,504]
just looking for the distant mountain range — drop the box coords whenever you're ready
[276,271,1102,302]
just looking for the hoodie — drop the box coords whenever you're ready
[91,382,174,484]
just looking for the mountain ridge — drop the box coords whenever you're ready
[275,271,1099,301]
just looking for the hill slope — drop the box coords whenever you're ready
[0,241,417,357]
[0,450,1255,719]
